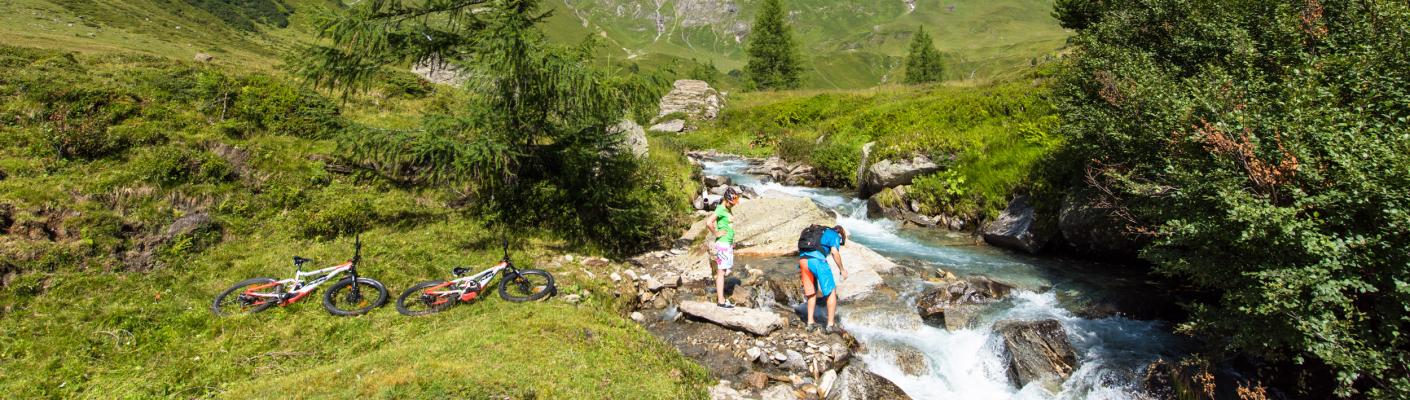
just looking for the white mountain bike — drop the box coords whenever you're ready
[395,239,555,316]
[211,236,389,316]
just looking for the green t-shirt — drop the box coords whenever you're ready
[714,204,734,244]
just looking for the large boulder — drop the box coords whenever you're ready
[826,364,911,400]
[648,119,686,133]
[609,119,649,158]
[916,276,1013,330]
[854,142,876,192]
[657,79,724,120]
[982,195,1053,254]
[678,300,784,336]
[746,157,818,186]
[1059,186,1145,257]
[861,155,942,197]
[410,56,468,86]
[995,319,1079,389]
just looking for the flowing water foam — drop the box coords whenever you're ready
[702,158,1183,399]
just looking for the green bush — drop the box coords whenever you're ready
[132,146,234,188]
[292,183,440,240]
[1057,0,1410,397]
[232,74,344,139]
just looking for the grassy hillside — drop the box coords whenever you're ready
[0,45,707,398]
[667,70,1061,219]
[547,0,1070,89]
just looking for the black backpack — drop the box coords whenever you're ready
[798,224,828,254]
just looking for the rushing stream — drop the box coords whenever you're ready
[702,158,1186,400]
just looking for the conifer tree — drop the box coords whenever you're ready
[903,26,944,84]
[744,0,802,90]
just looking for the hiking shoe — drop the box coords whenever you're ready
[824,324,840,335]
[804,323,818,333]
[717,301,735,309]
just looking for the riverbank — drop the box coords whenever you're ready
[619,154,1189,399]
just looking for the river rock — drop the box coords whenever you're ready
[995,319,1079,389]
[894,348,930,376]
[609,119,649,158]
[982,195,1053,254]
[916,276,1013,330]
[657,79,723,120]
[709,380,748,400]
[761,384,795,400]
[782,349,807,372]
[826,364,911,400]
[746,371,770,390]
[649,119,686,133]
[704,175,732,188]
[678,301,784,336]
[819,369,838,397]
[861,155,943,197]
[1059,186,1145,257]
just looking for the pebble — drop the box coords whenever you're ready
[773,352,788,362]
[610,272,622,282]
[563,294,581,304]
[746,347,763,361]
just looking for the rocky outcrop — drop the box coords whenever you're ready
[982,195,1053,254]
[854,142,875,192]
[860,155,943,197]
[678,300,784,336]
[657,79,724,121]
[648,119,686,133]
[609,119,649,158]
[411,57,468,86]
[747,157,818,186]
[995,319,1079,389]
[916,275,1014,331]
[1059,186,1144,257]
[866,186,971,231]
[826,364,911,400]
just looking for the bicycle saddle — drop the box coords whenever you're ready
[452,267,470,276]
[293,256,313,265]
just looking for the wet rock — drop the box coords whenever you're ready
[704,175,732,188]
[747,157,818,186]
[894,348,930,376]
[649,119,686,133]
[679,301,784,336]
[1141,358,1177,400]
[657,79,724,121]
[916,276,1013,330]
[861,154,943,197]
[982,195,1053,254]
[1059,186,1145,257]
[826,364,911,400]
[995,319,1079,388]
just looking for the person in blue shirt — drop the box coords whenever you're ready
[798,225,848,333]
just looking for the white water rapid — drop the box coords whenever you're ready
[703,158,1185,400]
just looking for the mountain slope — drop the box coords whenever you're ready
[545,0,1069,88]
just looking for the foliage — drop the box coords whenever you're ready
[132,146,234,188]
[1052,0,1104,30]
[744,0,802,90]
[903,26,945,84]
[182,0,294,30]
[1056,0,1410,397]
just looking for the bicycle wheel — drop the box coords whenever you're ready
[395,281,460,316]
[322,277,388,316]
[212,278,284,316]
[497,269,555,303]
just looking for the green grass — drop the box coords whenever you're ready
[668,72,1062,218]
[0,46,708,398]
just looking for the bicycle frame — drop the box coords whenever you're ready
[420,261,510,302]
[243,237,365,306]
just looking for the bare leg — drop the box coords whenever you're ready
[826,291,838,327]
[799,258,817,325]
[716,268,727,304]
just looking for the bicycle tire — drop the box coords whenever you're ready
[395,280,461,316]
[322,277,388,316]
[211,277,283,316]
[497,269,555,303]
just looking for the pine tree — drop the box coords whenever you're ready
[903,26,944,84]
[744,0,802,90]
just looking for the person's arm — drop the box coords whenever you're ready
[704,215,719,250]
[832,247,848,280]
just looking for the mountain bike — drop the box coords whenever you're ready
[211,236,389,317]
[395,239,555,316]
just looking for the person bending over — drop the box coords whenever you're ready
[798,225,848,333]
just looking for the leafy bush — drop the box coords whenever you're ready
[1056,0,1410,397]
[231,74,343,139]
[132,146,234,188]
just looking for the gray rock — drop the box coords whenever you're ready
[760,384,795,400]
[609,119,649,158]
[782,349,807,371]
[708,380,748,400]
[818,369,838,397]
[193,52,213,63]
[704,175,732,187]
[746,347,763,362]
[649,119,686,133]
[678,301,784,336]
[916,276,1014,330]
[411,56,468,86]
[630,311,645,322]
[894,348,930,376]
[563,294,582,304]
[826,364,911,400]
[657,79,724,120]
[855,142,876,192]
[982,195,1053,254]
[861,155,942,197]
[995,319,1079,388]
[1059,186,1145,257]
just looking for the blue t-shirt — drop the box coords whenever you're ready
[800,228,842,260]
